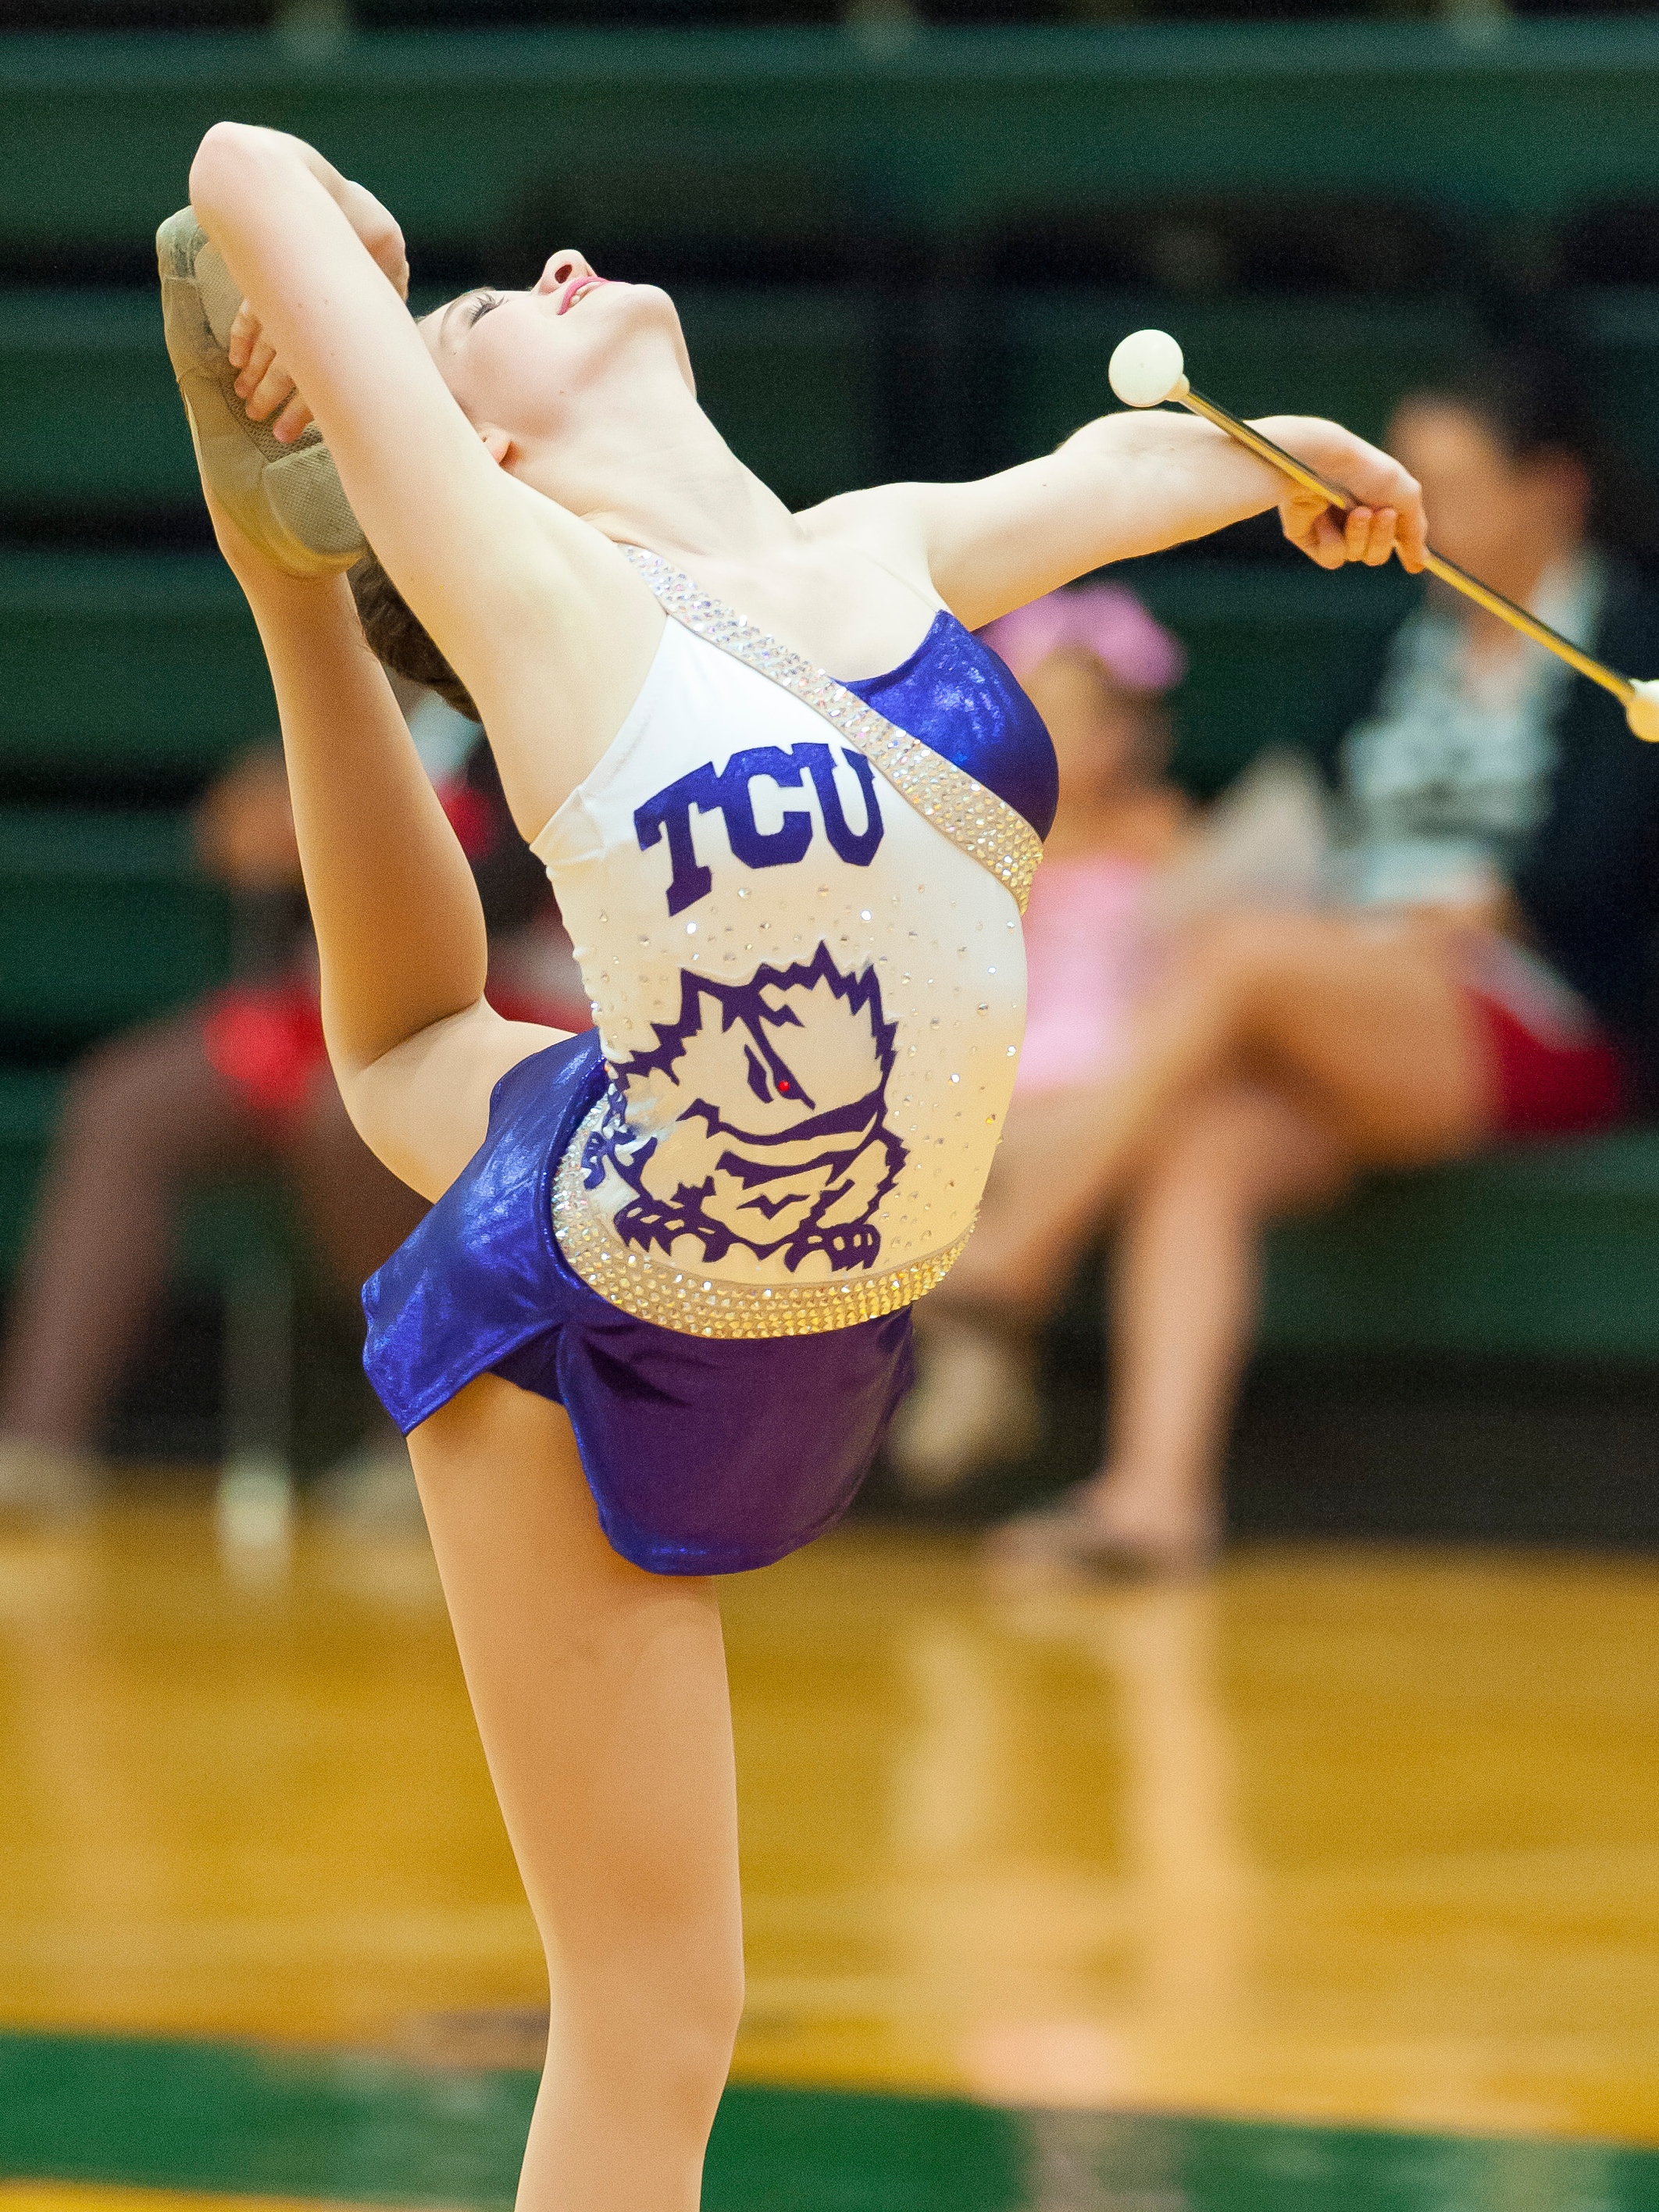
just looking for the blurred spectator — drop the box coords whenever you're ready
[888,583,1191,1485]
[932,351,1659,1575]
[0,691,585,1522]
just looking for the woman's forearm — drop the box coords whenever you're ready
[237,566,490,1075]
[1060,410,1322,551]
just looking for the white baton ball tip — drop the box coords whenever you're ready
[1626,678,1659,743]
[1108,327,1187,409]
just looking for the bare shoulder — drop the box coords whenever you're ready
[797,471,1078,630]
[796,482,937,587]
[449,498,667,830]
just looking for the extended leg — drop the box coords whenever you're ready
[408,1375,743,2212]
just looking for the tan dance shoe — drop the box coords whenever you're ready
[157,205,365,577]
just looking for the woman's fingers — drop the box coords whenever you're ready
[271,391,316,444]
[1393,487,1428,573]
[1347,446,1426,571]
[1284,494,1402,570]
[234,334,279,401]
[1342,504,1398,567]
[1282,491,1347,569]
[226,299,260,372]
[223,298,312,439]
[240,359,297,423]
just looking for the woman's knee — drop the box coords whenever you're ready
[656,1943,745,2108]
[57,1015,230,1163]
[1138,1083,1347,1213]
[1175,910,1317,1021]
[563,1920,744,2118]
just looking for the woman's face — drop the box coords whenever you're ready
[421,248,694,448]
[1020,647,1165,809]
[1386,398,1589,587]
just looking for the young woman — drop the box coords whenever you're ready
[177,121,1425,2206]
[972,354,1659,1579]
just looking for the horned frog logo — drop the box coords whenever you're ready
[581,944,907,1275]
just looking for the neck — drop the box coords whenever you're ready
[1462,533,1582,658]
[515,379,803,568]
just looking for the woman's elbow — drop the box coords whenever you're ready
[188,121,272,219]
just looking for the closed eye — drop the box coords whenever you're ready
[468,291,503,326]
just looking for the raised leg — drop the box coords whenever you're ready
[407,1373,744,2211]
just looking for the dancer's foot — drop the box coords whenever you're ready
[986,1468,1219,1581]
[0,1435,102,1524]
[887,1318,1042,1496]
[157,207,364,577]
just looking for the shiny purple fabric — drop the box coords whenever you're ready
[843,609,1058,840]
[361,618,1049,1575]
[362,1032,914,1575]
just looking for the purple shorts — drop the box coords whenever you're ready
[361,1032,913,1576]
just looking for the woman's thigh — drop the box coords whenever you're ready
[406,1374,742,1999]
[1195,910,1493,1165]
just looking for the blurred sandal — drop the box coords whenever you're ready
[986,1477,1219,1582]
[886,1316,1042,1497]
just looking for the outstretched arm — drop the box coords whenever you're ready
[208,494,567,1199]
[815,407,1427,632]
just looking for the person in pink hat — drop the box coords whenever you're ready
[887,583,1193,1489]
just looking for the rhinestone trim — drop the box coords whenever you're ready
[621,545,1041,914]
[553,1097,970,1339]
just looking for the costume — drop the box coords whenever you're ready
[363,552,1056,1572]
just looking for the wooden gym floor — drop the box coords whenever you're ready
[2,1496,1658,2208]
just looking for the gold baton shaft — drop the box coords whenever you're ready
[1176,383,1636,710]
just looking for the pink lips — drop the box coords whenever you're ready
[557,274,608,316]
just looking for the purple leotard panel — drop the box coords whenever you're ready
[842,610,1058,840]
[362,1030,913,1576]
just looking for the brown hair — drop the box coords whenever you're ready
[349,550,480,723]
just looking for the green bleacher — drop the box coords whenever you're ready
[5,14,1659,1373]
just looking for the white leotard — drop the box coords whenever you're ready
[530,558,1040,1338]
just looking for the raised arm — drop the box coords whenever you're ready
[815,407,1428,632]
[207,494,566,1199]
[185,124,651,792]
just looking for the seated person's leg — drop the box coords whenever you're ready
[0,1008,269,1507]
[281,1067,432,1524]
[284,1063,430,1293]
[959,908,1491,1308]
[1011,1079,1348,1575]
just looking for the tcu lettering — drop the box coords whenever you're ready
[634,742,884,916]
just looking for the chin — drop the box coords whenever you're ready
[612,279,681,331]
[611,280,694,390]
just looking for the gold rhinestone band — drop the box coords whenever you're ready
[553,1104,970,1339]
[621,545,1042,914]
